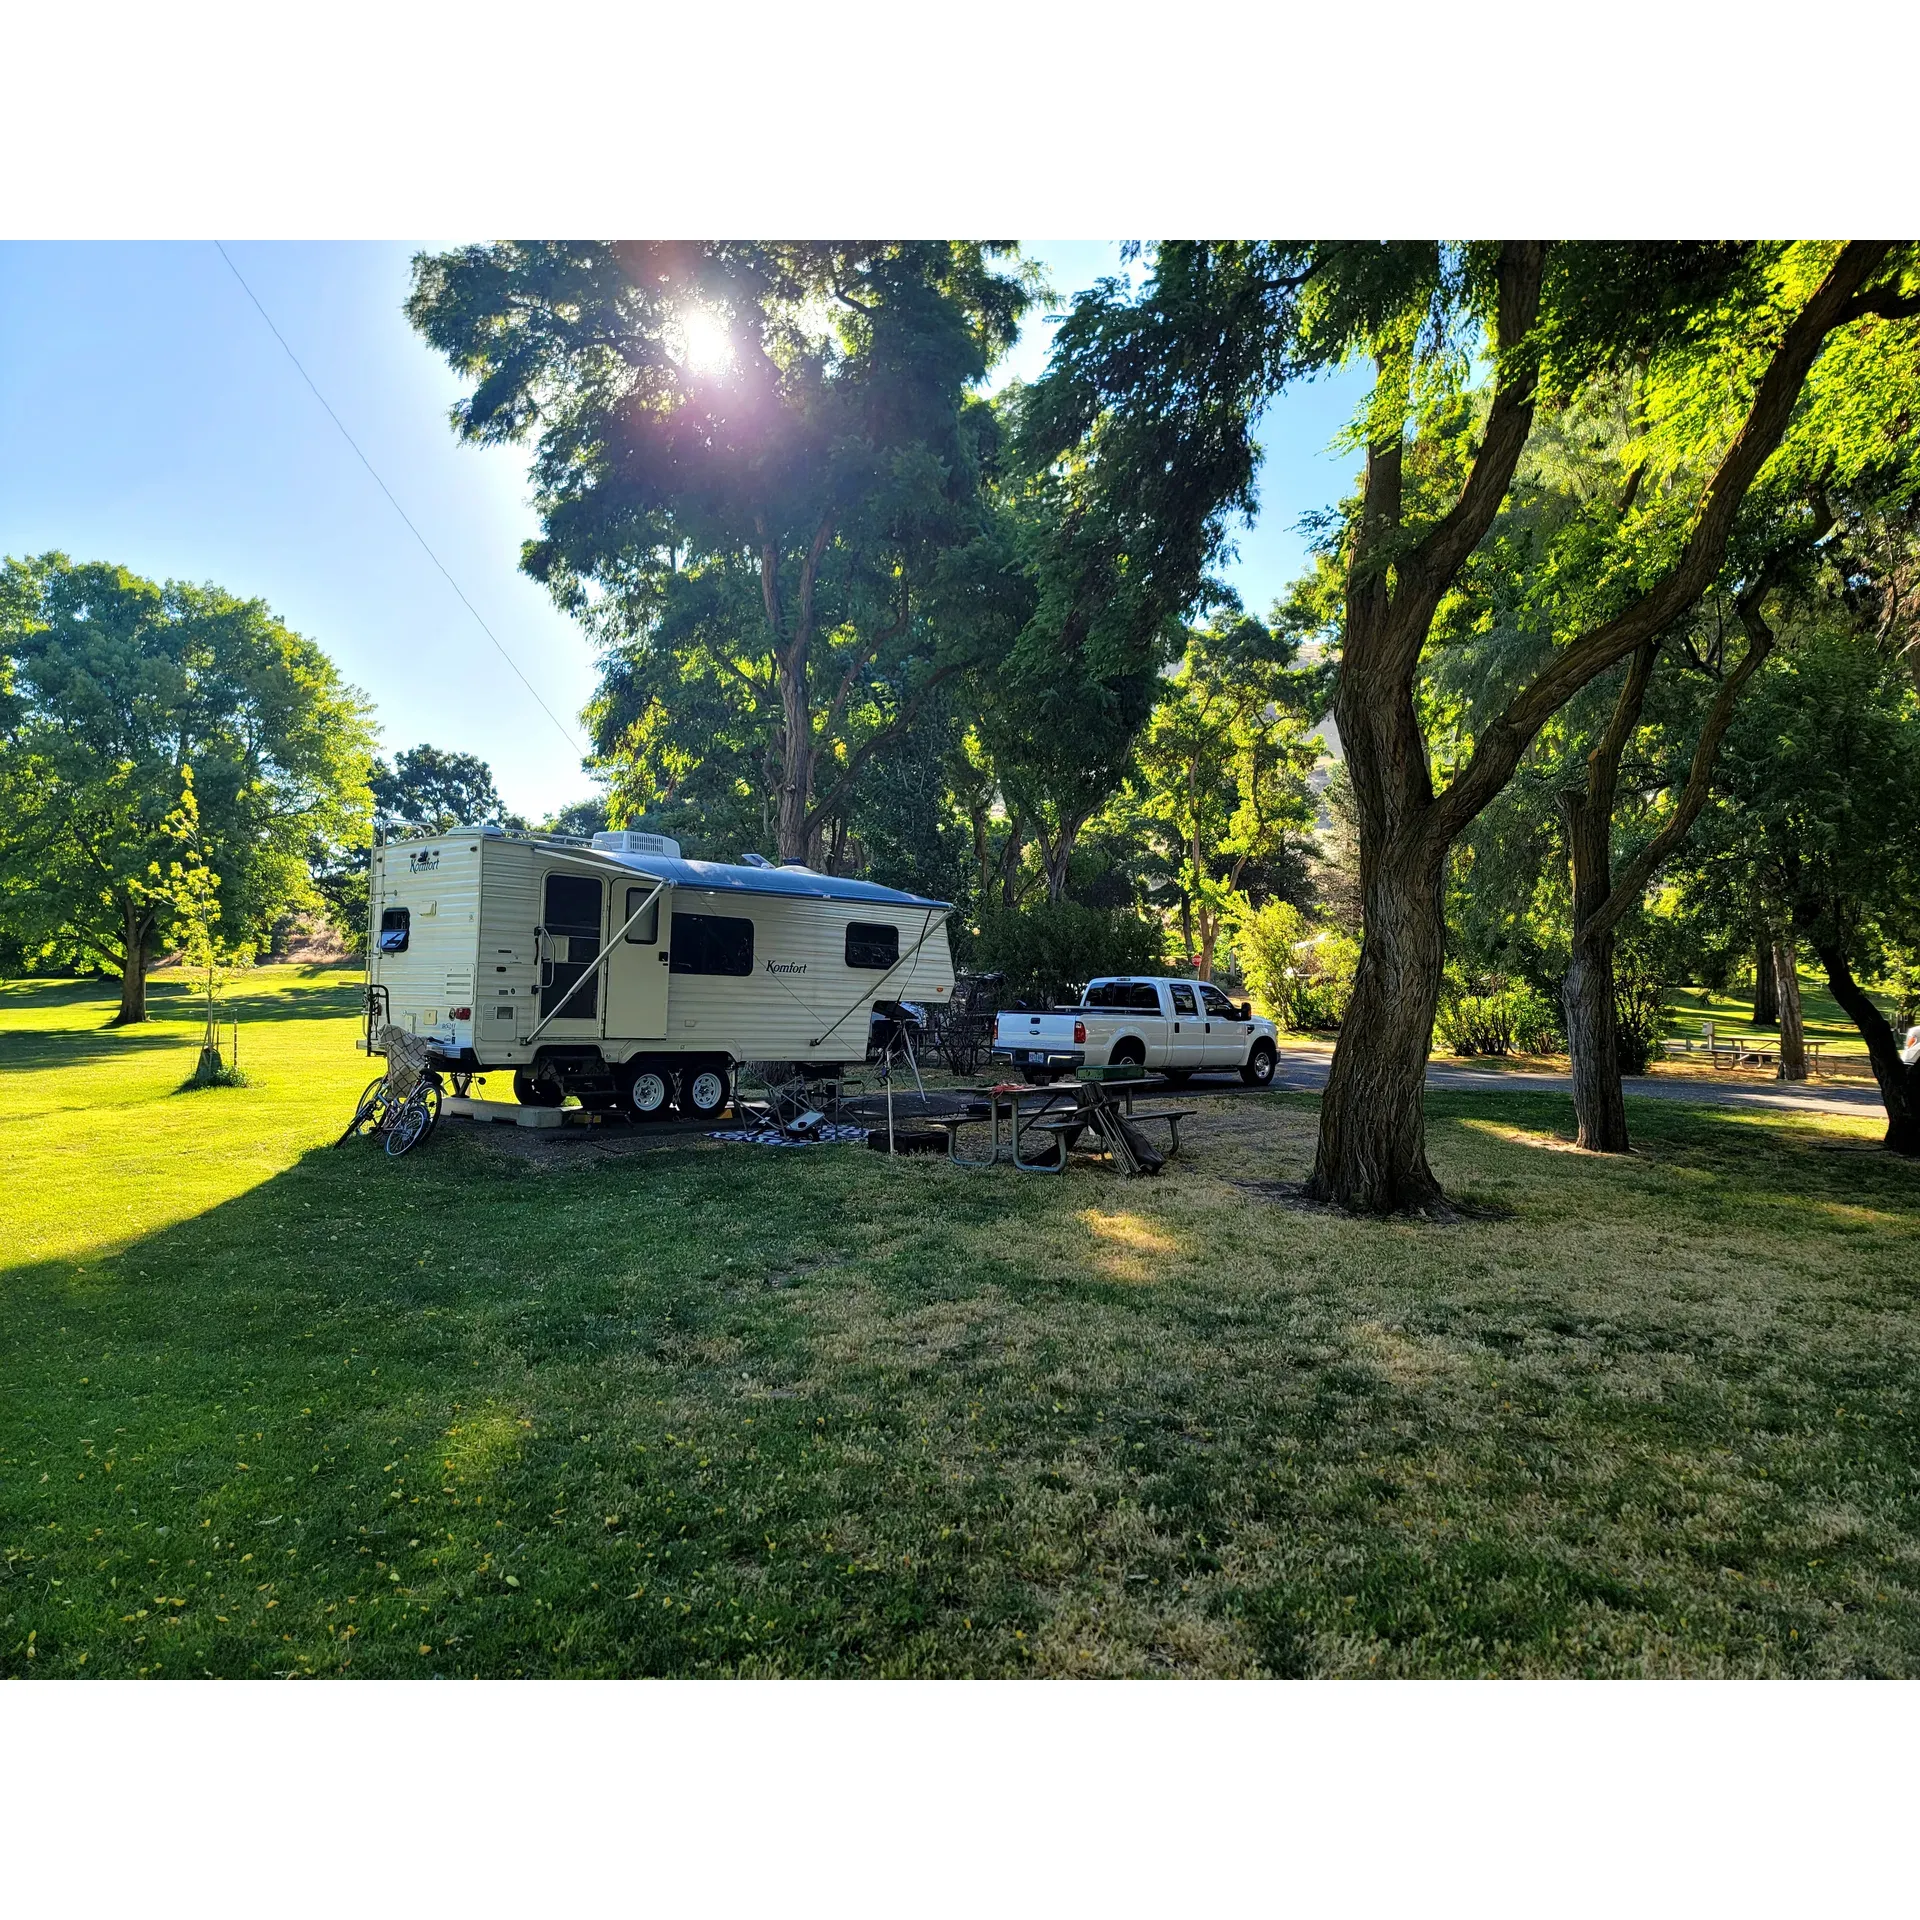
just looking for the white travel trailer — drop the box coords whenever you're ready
[364,826,955,1118]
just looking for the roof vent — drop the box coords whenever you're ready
[778,858,811,869]
[739,852,773,868]
[592,830,682,859]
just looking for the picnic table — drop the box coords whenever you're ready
[1666,1025,1830,1076]
[937,1077,1196,1176]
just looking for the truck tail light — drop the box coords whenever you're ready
[450,1006,471,1021]
[1074,1019,1086,1044]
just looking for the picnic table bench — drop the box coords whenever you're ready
[934,1079,1196,1176]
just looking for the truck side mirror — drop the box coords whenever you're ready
[1236,1004,1251,1021]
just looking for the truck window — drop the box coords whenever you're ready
[1169,983,1198,1015]
[1084,981,1161,1011]
[1198,983,1239,1018]
[377,907,409,953]
[845,922,899,970]
[624,888,660,944]
[671,912,754,977]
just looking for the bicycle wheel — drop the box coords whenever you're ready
[385,1096,432,1157]
[337,1076,391,1146]
[417,1078,444,1135]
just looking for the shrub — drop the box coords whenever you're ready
[1236,900,1359,1031]
[969,900,1165,1007]
[1613,950,1666,1076]
[1435,970,1563,1058]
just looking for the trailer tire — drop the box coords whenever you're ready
[624,1061,674,1120]
[513,1069,564,1109]
[680,1061,731,1120]
[1240,1039,1277,1087]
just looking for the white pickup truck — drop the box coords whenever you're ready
[994,977,1279,1087]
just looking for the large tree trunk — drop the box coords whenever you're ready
[1818,942,1920,1154]
[1308,840,1449,1212]
[110,900,151,1027]
[1557,642,1656,1154]
[1563,934,1630,1153]
[1774,934,1807,1081]
[1751,916,1779,1024]
[775,650,812,863]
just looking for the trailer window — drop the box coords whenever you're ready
[844,922,899,970]
[377,907,410,954]
[624,888,660,944]
[1084,980,1159,1011]
[670,912,754,977]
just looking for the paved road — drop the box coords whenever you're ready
[1266,1049,1885,1120]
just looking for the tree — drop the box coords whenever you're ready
[0,554,375,1022]
[407,241,1034,864]
[1040,241,1920,1207]
[371,743,517,834]
[1135,617,1318,978]
[1714,614,1920,1152]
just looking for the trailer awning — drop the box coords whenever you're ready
[584,849,952,912]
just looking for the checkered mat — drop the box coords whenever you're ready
[707,1123,871,1148]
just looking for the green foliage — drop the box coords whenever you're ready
[1235,900,1359,1031]
[0,554,374,1002]
[1613,938,1667,1075]
[966,899,1164,1007]
[1134,617,1320,975]
[1714,611,1920,969]
[408,241,1036,858]
[1436,969,1564,1057]
[372,744,518,834]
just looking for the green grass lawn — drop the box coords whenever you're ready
[1665,970,1903,1064]
[5,966,1920,1677]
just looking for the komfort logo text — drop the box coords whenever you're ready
[764,960,808,975]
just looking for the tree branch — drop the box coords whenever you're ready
[1425,240,1895,852]
[802,663,963,835]
[1399,241,1547,610]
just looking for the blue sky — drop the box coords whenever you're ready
[0,241,1366,820]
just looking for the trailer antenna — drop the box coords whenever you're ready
[213,241,584,755]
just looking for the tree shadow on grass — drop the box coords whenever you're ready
[0,1025,189,1069]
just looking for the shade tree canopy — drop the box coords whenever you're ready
[1041,240,1920,1207]
[0,553,375,1020]
[406,241,1037,864]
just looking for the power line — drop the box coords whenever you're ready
[212,240,584,755]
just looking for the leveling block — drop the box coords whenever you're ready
[442,1095,580,1130]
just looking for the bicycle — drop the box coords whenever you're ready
[336,1065,443,1155]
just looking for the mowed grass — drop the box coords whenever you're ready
[1666,970,1903,1066]
[5,969,1920,1678]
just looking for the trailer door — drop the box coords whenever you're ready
[537,870,608,1035]
[603,880,671,1040]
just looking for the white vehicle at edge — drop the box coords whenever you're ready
[993,977,1279,1087]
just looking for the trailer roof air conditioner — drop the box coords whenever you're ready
[592,830,683,858]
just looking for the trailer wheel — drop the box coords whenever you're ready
[513,1069,564,1108]
[680,1063,731,1119]
[625,1062,674,1120]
